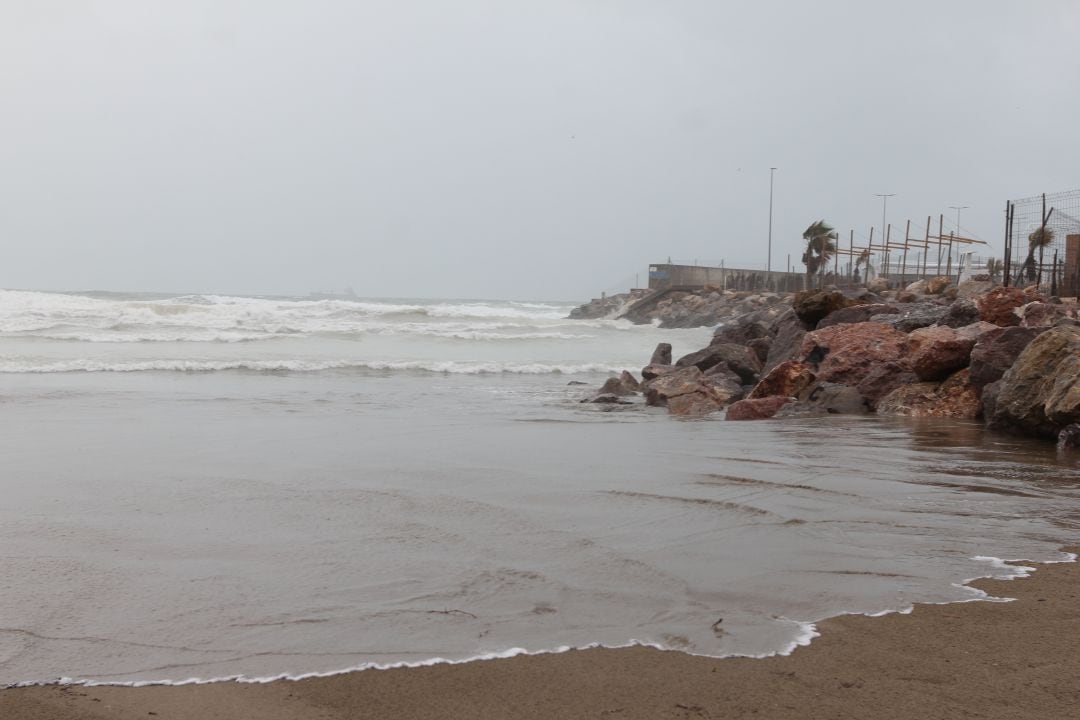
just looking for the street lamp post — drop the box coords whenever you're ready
[949,205,969,237]
[875,193,895,251]
[767,168,777,273]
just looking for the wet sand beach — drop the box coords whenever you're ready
[4,550,1078,720]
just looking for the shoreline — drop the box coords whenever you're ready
[4,549,1078,719]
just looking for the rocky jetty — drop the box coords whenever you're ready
[568,289,650,320]
[569,287,791,328]
[577,280,1080,445]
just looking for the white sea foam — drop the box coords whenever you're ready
[0,289,672,377]
[0,358,625,374]
[36,626,825,689]
[0,290,577,335]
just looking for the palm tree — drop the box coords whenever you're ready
[984,257,1003,283]
[854,248,874,284]
[801,220,838,289]
[1023,227,1055,282]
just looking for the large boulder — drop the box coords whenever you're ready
[954,321,999,340]
[702,375,747,404]
[957,280,994,300]
[643,366,706,406]
[925,276,951,295]
[908,325,977,381]
[987,325,1080,439]
[676,343,762,385]
[981,379,1003,420]
[856,362,920,409]
[747,336,772,364]
[883,305,949,333]
[725,395,793,421]
[641,364,674,381]
[703,363,743,385]
[641,365,741,417]
[941,299,981,328]
[866,277,890,293]
[877,369,981,419]
[649,343,673,366]
[711,312,774,346]
[1018,302,1077,328]
[763,309,811,373]
[968,327,1044,388]
[797,322,915,387]
[817,303,900,329]
[777,382,870,416]
[748,360,817,399]
[598,371,641,396]
[666,385,733,417]
[977,287,1027,327]
[792,290,863,327]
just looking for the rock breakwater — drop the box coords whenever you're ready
[578,282,1080,445]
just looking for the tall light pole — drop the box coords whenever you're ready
[875,193,895,248]
[949,205,969,237]
[767,167,777,273]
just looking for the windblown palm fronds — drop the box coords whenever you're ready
[801,220,838,288]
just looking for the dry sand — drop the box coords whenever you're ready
[4,551,1079,720]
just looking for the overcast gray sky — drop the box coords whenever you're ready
[2,1,1078,300]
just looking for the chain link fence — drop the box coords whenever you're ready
[1005,189,1080,296]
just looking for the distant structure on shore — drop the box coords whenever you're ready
[648,263,802,293]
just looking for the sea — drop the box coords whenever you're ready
[1,289,1078,686]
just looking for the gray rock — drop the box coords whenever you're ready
[675,343,762,384]
[777,382,869,416]
[747,336,772,364]
[1058,424,1080,450]
[882,305,948,333]
[818,303,900,329]
[941,299,981,328]
[641,364,675,381]
[988,325,1080,440]
[598,371,641,396]
[581,393,632,405]
[649,343,673,366]
[968,327,1043,388]
[763,309,811,374]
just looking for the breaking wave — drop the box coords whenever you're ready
[0,289,703,377]
[0,359,627,375]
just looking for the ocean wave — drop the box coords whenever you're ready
[0,290,577,335]
[0,358,625,375]
[13,324,593,343]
